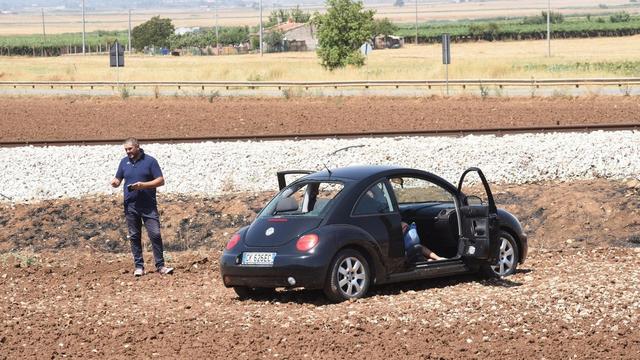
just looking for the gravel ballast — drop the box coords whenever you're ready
[1,130,639,202]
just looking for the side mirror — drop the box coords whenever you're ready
[390,177,404,188]
[275,197,299,213]
[466,195,484,206]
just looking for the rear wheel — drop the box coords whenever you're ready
[486,231,519,277]
[233,286,276,300]
[323,249,370,302]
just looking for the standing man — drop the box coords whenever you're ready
[110,138,174,276]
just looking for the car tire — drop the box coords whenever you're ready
[323,249,370,302]
[233,286,276,300]
[483,231,519,277]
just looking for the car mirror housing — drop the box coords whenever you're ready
[466,195,484,206]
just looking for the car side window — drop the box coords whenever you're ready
[353,181,394,215]
[389,177,454,203]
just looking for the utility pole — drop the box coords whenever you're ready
[128,9,132,53]
[546,0,551,57]
[415,0,418,45]
[41,8,46,56]
[259,0,263,56]
[82,0,86,55]
[215,1,220,52]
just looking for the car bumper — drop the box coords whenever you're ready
[220,252,328,289]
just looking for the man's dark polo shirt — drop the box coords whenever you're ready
[115,149,163,209]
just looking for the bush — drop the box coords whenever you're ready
[372,18,398,36]
[523,11,564,25]
[468,22,500,41]
[610,12,631,23]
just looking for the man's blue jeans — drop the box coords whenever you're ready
[125,203,165,270]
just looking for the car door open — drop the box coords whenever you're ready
[277,170,313,190]
[457,167,500,262]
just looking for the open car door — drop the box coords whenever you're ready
[457,167,499,263]
[277,170,313,190]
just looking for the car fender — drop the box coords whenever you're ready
[496,208,528,263]
[314,223,389,285]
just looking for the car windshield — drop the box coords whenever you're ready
[259,181,344,218]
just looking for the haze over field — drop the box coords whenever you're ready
[3,0,640,13]
[2,0,639,35]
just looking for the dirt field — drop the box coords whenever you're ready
[1,181,640,359]
[1,96,640,142]
[1,96,640,358]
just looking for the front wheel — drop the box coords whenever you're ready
[486,231,519,277]
[323,249,370,302]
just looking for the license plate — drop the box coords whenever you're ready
[241,252,276,266]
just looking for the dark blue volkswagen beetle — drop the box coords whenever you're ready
[220,165,527,302]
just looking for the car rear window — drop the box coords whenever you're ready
[259,181,344,218]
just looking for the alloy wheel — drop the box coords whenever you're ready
[491,236,516,276]
[336,256,367,297]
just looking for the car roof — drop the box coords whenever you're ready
[306,165,412,181]
[299,164,459,195]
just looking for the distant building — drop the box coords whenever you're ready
[267,20,317,51]
[174,27,200,35]
[374,35,404,49]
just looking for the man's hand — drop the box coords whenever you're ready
[128,182,144,191]
[110,178,122,188]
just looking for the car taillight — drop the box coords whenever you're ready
[296,234,319,252]
[226,233,241,250]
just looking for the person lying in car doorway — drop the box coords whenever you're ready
[402,221,446,262]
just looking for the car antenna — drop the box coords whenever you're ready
[324,144,364,176]
[322,162,332,176]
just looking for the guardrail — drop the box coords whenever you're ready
[1,78,639,90]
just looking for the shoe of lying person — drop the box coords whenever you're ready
[134,268,144,277]
[157,266,174,275]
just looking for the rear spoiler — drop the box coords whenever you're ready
[277,170,313,190]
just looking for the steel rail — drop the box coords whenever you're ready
[1,123,638,148]
[1,78,640,89]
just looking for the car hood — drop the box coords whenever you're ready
[244,217,322,247]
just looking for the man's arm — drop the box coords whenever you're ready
[111,177,122,188]
[112,159,124,188]
[129,176,165,190]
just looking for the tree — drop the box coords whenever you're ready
[290,5,311,23]
[372,18,397,36]
[131,16,175,50]
[266,6,311,27]
[314,0,375,70]
[264,30,285,52]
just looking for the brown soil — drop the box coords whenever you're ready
[1,180,640,358]
[2,96,640,358]
[1,96,639,142]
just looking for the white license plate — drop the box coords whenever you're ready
[241,252,276,266]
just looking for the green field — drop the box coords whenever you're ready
[0,30,128,56]
[397,14,640,42]
[2,13,640,56]
[1,36,639,82]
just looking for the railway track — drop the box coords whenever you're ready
[1,122,638,147]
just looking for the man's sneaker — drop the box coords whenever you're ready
[158,266,174,275]
[134,268,144,277]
